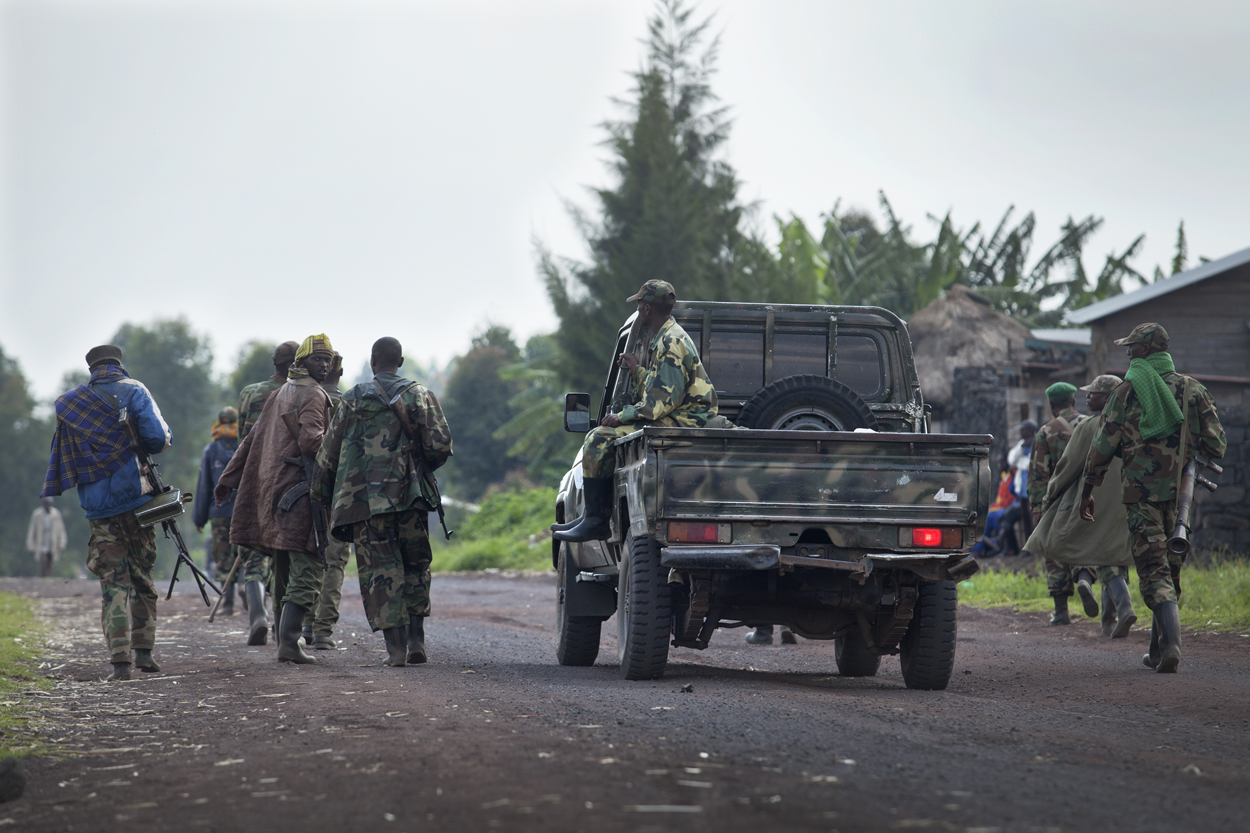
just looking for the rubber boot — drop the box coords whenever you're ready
[382,628,407,667]
[246,581,269,646]
[1049,595,1070,625]
[780,627,798,645]
[133,649,160,673]
[1142,615,1161,669]
[313,636,336,650]
[746,625,774,645]
[1076,570,1099,618]
[1106,575,1138,639]
[107,662,132,682]
[239,582,249,612]
[221,578,235,616]
[408,615,428,664]
[552,478,613,543]
[302,626,314,647]
[1155,601,1181,673]
[277,603,317,664]
[1100,585,1117,637]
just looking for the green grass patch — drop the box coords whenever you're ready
[959,556,1250,632]
[0,591,52,757]
[430,487,557,573]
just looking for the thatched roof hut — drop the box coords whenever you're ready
[906,285,1030,416]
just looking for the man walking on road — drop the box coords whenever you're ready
[217,334,337,665]
[42,345,172,681]
[1082,323,1226,673]
[194,407,240,616]
[26,497,68,578]
[314,337,453,667]
[1029,382,1099,625]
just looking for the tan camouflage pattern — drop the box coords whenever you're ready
[1096,565,1130,585]
[86,511,158,661]
[313,373,452,534]
[239,546,270,584]
[626,279,676,304]
[1044,558,1091,599]
[1085,374,1226,503]
[1126,501,1182,607]
[1080,374,1123,394]
[617,318,717,426]
[268,549,325,615]
[350,508,432,631]
[237,376,285,442]
[1028,407,1086,507]
[209,517,235,575]
[1113,322,1169,350]
[303,538,352,636]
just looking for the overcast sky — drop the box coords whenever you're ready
[3,0,1247,400]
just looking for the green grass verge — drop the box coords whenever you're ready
[0,591,52,757]
[430,487,557,573]
[959,557,1250,632]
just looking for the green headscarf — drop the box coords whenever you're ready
[1125,352,1183,440]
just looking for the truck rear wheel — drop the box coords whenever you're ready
[617,535,671,680]
[899,580,957,690]
[834,629,881,677]
[556,543,602,667]
[736,375,878,432]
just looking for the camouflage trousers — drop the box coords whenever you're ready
[239,547,271,585]
[209,518,236,576]
[1044,559,1096,597]
[1096,565,1131,585]
[350,508,432,632]
[582,417,680,478]
[86,510,158,662]
[1126,501,1182,609]
[269,550,325,617]
[303,539,352,636]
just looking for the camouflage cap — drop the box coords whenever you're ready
[1080,374,1124,394]
[1113,322,1169,350]
[217,406,239,424]
[626,279,676,305]
[85,344,123,367]
[1045,382,1077,402]
[273,341,299,366]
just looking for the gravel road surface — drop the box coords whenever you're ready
[2,573,1248,833]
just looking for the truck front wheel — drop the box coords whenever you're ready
[617,535,671,680]
[834,629,882,677]
[899,580,957,690]
[556,543,602,667]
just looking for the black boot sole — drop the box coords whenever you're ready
[1077,582,1099,618]
[1111,613,1138,639]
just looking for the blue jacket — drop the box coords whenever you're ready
[76,377,172,521]
[193,437,238,527]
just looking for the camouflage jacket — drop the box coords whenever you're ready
[618,317,717,426]
[237,375,285,441]
[1084,372,1226,504]
[1027,407,1086,507]
[312,371,453,535]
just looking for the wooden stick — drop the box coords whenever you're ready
[207,551,244,623]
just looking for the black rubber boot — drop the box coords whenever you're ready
[552,478,613,543]
[1076,570,1099,618]
[1142,615,1162,669]
[221,579,235,616]
[302,626,314,647]
[107,662,132,682]
[1049,595,1070,625]
[246,581,269,646]
[408,615,428,664]
[746,625,774,645]
[313,636,336,650]
[277,603,317,664]
[1155,601,1181,673]
[1106,575,1138,639]
[133,649,160,673]
[382,628,407,667]
[1100,585,1116,637]
[780,627,798,645]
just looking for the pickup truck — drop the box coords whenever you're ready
[553,301,988,689]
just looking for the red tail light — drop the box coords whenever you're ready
[668,522,729,544]
[912,528,943,547]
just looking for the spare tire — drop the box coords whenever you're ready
[736,375,878,431]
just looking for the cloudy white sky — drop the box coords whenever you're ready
[2,0,1247,400]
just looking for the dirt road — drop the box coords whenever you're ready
[2,574,1248,833]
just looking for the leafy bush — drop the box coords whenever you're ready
[431,487,557,573]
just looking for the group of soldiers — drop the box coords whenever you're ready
[43,335,452,679]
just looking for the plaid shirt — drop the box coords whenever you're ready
[42,366,135,497]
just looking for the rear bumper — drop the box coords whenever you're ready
[660,545,977,580]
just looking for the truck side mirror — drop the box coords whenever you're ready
[563,393,595,433]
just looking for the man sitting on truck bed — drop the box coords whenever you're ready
[554,280,718,543]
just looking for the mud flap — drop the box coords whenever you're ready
[564,556,616,618]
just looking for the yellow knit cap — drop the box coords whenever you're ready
[294,333,334,363]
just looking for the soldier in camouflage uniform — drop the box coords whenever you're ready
[314,337,453,667]
[1028,382,1099,625]
[1082,323,1226,674]
[555,280,717,543]
[233,340,297,646]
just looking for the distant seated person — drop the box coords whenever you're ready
[553,280,717,544]
[993,420,1037,556]
[969,452,1013,557]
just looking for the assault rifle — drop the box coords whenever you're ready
[119,408,221,605]
[1168,455,1223,557]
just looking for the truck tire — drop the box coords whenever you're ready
[556,543,602,667]
[834,629,881,677]
[899,580,957,690]
[736,375,878,432]
[617,535,671,680]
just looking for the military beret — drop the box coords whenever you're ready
[1080,374,1123,394]
[85,345,123,367]
[626,279,676,305]
[1045,382,1078,402]
[273,341,299,365]
[217,406,239,424]
[1113,322,1169,350]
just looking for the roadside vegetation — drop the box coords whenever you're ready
[430,487,556,573]
[959,553,1250,632]
[0,591,51,758]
